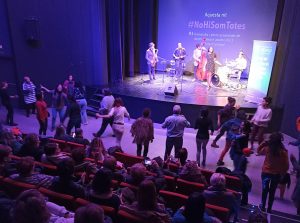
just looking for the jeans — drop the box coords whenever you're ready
[251,124,266,147]
[214,127,226,143]
[4,103,14,125]
[230,152,248,173]
[261,173,281,210]
[25,102,36,116]
[137,141,150,157]
[77,99,88,124]
[66,118,81,135]
[175,60,184,78]
[38,118,48,135]
[96,117,114,137]
[196,138,208,165]
[164,136,183,160]
[51,106,66,129]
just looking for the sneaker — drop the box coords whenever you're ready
[258,204,266,212]
[211,142,219,148]
[217,160,225,166]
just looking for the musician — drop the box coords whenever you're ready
[145,42,158,80]
[173,43,186,79]
[192,44,202,81]
[234,51,247,80]
[206,47,221,89]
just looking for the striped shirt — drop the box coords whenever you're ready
[23,82,36,104]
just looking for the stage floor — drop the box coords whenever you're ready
[111,73,257,108]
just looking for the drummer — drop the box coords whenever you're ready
[234,51,247,80]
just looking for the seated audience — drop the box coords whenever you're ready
[11,189,74,223]
[9,156,53,188]
[71,148,98,174]
[179,161,208,186]
[54,125,73,142]
[41,143,70,165]
[0,145,16,177]
[0,191,13,223]
[88,168,121,210]
[120,180,172,223]
[75,203,112,223]
[203,173,241,222]
[50,158,85,198]
[17,133,43,161]
[86,137,107,162]
[0,129,23,154]
[73,128,90,146]
[102,155,125,182]
[173,192,221,223]
[124,163,147,186]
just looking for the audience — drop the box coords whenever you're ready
[130,108,154,157]
[17,133,43,161]
[0,128,23,154]
[41,142,70,165]
[11,189,74,223]
[50,158,85,198]
[179,161,208,186]
[173,192,221,223]
[54,125,74,142]
[75,203,112,223]
[0,145,15,177]
[120,180,172,223]
[71,148,98,175]
[86,137,107,162]
[102,155,125,182]
[88,168,121,210]
[73,128,90,146]
[203,173,241,222]
[257,132,289,213]
[9,156,54,188]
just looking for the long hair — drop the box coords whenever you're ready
[137,180,157,210]
[184,192,205,223]
[268,132,284,156]
[54,84,63,107]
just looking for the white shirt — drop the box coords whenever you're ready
[235,57,247,70]
[100,95,115,111]
[109,106,130,124]
[251,105,272,127]
[193,48,202,66]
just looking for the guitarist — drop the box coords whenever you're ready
[145,42,158,80]
[173,42,187,80]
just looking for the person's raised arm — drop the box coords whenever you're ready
[40,85,51,93]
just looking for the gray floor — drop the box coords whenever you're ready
[1,106,299,218]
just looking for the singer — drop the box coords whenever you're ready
[173,42,186,80]
[145,42,158,81]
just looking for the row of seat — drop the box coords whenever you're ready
[0,176,230,222]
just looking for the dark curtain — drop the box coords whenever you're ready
[105,0,158,83]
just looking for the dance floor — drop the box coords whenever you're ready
[1,107,299,222]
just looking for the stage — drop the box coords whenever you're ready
[110,73,257,108]
[109,73,259,126]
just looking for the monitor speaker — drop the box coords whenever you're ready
[164,84,178,96]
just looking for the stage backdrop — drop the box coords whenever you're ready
[157,0,278,74]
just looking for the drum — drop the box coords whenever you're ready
[211,74,221,87]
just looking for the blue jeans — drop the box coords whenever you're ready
[77,99,88,124]
[196,138,208,165]
[261,173,281,210]
[51,106,66,129]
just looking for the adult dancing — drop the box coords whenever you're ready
[0,81,18,126]
[96,98,130,147]
[162,105,190,160]
[145,42,158,81]
[22,76,36,117]
[173,42,186,80]
[93,88,115,137]
[250,96,272,150]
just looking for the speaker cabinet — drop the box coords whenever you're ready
[164,84,178,96]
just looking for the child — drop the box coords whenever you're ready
[36,92,48,135]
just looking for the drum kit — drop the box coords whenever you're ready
[212,60,247,90]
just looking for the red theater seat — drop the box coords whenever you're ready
[159,190,187,212]
[116,210,145,223]
[2,177,37,198]
[119,182,138,193]
[35,161,58,176]
[176,178,205,195]
[206,203,230,223]
[38,187,75,210]
[114,152,144,167]
[49,138,67,150]
[164,175,177,191]
[224,174,242,192]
